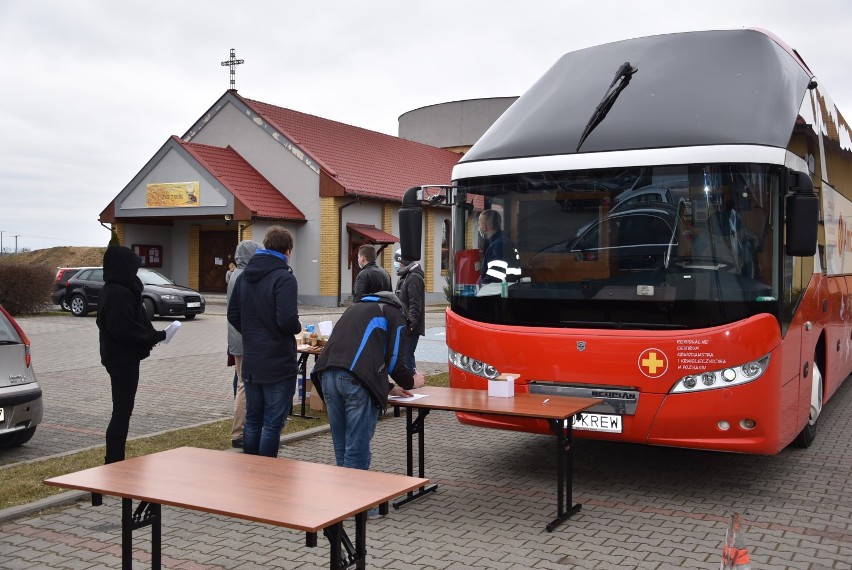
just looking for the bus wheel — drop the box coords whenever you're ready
[793,358,824,448]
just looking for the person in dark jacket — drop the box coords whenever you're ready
[311,292,425,470]
[352,244,391,301]
[227,226,301,457]
[394,250,425,374]
[97,246,167,464]
[478,209,521,284]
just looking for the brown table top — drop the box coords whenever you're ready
[44,447,427,533]
[297,344,324,356]
[389,386,601,421]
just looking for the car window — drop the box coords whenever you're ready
[0,313,21,343]
[138,269,173,286]
[89,269,104,282]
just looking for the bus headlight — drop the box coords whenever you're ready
[670,355,770,393]
[448,349,501,380]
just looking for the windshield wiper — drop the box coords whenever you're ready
[575,61,638,152]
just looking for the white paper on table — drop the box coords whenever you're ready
[318,320,333,337]
[162,321,181,345]
[387,393,429,402]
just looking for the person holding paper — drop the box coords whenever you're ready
[228,227,301,458]
[311,292,425,472]
[96,246,167,464]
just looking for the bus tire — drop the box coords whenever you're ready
[793,356,824,448]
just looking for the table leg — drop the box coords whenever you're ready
[355,511,367,570]
[546,418,582,532]
[326,522,342,570]
[393,407,438,509]
[121,499,133,570]
[291,353,316,419]
[120,499,162,569]
[324,517,365,570]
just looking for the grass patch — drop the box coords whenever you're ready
[0,372,449,511]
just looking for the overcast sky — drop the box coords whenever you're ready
[2,0,850,252]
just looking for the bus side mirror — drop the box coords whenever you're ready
[399,186,423,262]
[785,174,818,257]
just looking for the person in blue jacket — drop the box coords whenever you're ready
[227,226,301,457]
[311,291,425,471]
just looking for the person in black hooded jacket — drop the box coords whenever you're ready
[97,246,167,464]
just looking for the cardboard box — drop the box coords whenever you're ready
[488,374,516,397]
[308,380,326,412]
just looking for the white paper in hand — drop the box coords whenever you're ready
[162,321,181,345]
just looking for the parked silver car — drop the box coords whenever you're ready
[0,305,42,447]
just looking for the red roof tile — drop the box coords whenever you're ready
[177,137,305,221]
[239,95,461,201]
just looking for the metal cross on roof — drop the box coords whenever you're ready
[220,48,244,90]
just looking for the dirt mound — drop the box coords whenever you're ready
[0,246,106,270]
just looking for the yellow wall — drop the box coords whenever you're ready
[382,204,395,273]
[188,226,200,290]
[238,222,253,242]
[320,198,341,297]
[424,209,435,292]
[114,224,125,246]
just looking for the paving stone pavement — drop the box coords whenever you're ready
[1,301,851,568]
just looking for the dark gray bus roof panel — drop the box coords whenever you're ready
[460,29,813,165]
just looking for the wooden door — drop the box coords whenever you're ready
[199,231,238,292]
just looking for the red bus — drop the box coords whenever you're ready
[399,29,852,454]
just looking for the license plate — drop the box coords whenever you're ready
[187,302,201,308]
[569,413,622,433]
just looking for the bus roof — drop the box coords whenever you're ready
[460,29,813,166]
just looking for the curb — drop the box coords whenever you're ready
[0,424,332,524]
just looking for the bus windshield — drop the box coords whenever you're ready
[451,163,782,329]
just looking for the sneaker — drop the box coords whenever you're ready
[231,439,243,449]
[367,507,381,518]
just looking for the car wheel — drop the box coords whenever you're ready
[184,314,196,320]
[69,294,88,317]
[0,427,36,447]
[143,298,156,320]
[60,295,71,312]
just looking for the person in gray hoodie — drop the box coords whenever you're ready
[226,240,261,448]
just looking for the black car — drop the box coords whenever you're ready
[50,267,85,311]
[66,268,206,319]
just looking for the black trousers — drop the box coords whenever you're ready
[104,361,140,464]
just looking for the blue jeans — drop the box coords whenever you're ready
[243,377,296,457]
[321,368,380,470]
[404,332,420,374]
